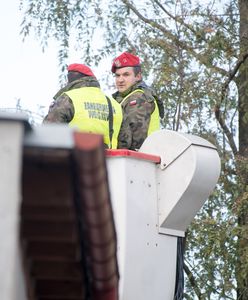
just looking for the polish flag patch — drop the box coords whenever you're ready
[129,100,137,106]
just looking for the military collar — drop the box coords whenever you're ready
[53,77,100,100]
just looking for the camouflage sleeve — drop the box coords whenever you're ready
[117,115,132,149]
[43,94,74,124]
[118,92,155,150]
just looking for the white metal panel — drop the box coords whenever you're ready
[140,129,217,170]
[107,156,177,300]
[106,157,128,298]
[12,248,27,300]
[0,120,27,300]
[157,145,220,235]
[140,129,221,236]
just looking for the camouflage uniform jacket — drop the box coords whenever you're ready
[112,80,157,150]
[43,77,100,123]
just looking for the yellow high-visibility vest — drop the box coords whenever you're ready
[120,89,160,135]
[65,87,122,149]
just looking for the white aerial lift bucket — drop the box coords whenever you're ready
[106,129,221,300]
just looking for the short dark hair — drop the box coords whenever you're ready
[133,65,142,76]
[67,71,87,83]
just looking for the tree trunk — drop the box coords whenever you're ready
[236,0,248,299]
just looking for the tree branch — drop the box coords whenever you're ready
[184,260,235,300]
[214,105,238,155]
[215,51,248,156]
[220,51,248,104]
[183,261,203,300]
[121,0,228,76]
[153,0,208,44]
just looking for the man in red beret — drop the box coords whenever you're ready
[43,63,122,149]
[111,52,164,150]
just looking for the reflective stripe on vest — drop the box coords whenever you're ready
[106,95,123,149]
[65,87,122,149]
[121,89,160,136]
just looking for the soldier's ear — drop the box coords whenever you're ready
[136,72,142,81]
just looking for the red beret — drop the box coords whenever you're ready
[67,63,95,77]
[111,52,140,73]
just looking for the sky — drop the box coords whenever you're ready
[0,1,115,123]
[0,1,60,122]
